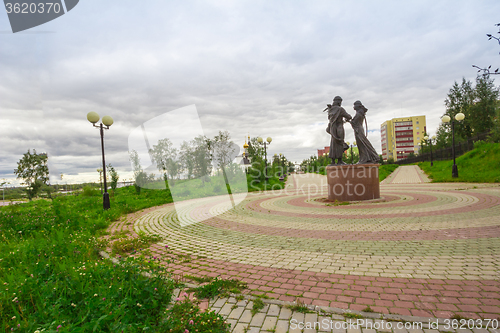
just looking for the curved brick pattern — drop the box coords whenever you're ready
[107,172,500,320]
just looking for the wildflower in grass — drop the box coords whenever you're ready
[94,294,98,297]
[184,329,189,333]
[57,325,62,331]
[189,320,194,325]
[175,297,180,301]
[136,303,142,307]
[102,298,106,301]
[11,316,15,320]
[71,303,76,307]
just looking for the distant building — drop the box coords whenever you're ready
[381,116,426,161]
[317,146,330,157]
[234,135,252,172]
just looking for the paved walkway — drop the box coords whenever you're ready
[171,288,500,333]
[105,170,500,331]
[382,166,430,184]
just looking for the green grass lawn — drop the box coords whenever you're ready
[0,171,288,331]
[379,164,399,181]
[418,142,500,183]
[0,186,231,332]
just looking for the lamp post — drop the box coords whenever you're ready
[87,112,114,209]
[97,168,103,194]
[257,136,272,181]
[424,135,436,167]
[442,113,465,178]
[347,142,357,164]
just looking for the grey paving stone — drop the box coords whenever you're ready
[226,319,237,330]
[228,306,245,320]
[267,304,281,316]
[456,329,473,333]
[472,329,489,333]
[261,316,278,331]
[374,320,392,333]
[232,322,249,333]
[275,319,290,333]
[347,328,362,333]
[318,316,333,332]
[213,298,227,308]
[361,329,376,333]
[238,309,253,323]
[219,303,234,316]
[393,328,409,333]
[246,327,261,333]
[250,312,267,327]
[291,311,305,324]
[331,320,347,333]
[279,307,293,320]
[408,329,425,333]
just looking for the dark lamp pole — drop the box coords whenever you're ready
[87,112,114,210]
[442,113,465,178]
[257,136,272,181]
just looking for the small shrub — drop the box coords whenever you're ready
[474,140,487,149]
[81,185,100,197]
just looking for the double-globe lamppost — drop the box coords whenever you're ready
[346,141,357,164]
[257,136,272,181]
[441,113,465,178]
[424,135,436,167]
[87,112,114,210]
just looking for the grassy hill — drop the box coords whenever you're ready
[418,142,500,183]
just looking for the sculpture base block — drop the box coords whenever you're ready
[326,164,380,202]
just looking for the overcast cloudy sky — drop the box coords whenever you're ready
[1,0,499,185]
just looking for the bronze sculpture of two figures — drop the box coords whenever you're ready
[325,96,379,165]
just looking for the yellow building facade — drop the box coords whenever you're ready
[380,116,426,161]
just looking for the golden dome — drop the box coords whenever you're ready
[243,142,249,149]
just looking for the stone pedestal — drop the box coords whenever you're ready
[326,164,380,201]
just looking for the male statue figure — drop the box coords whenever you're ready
[325,96,352,165]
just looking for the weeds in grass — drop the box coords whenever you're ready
[190,277,247,299]
[362,306,374,313]
[287,299,313,313]
[184,274,214,284]
[344,312,364,319]
[111,231,163,254]
[251,298,265,316]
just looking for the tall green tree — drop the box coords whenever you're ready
[14,149,49,201]
[469,75,499,134]
[129,150,146,194]
[443,78,475,140]
[106,164,119,192]
[149,138,179,185]
[440,76,499,146]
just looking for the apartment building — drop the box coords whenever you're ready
[381,116,426,161]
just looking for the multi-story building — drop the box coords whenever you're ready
[317,146,330,157]
[381,116,426,161]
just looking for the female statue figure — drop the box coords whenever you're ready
[350,101,379,164]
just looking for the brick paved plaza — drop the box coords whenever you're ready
[108,166,500,331]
